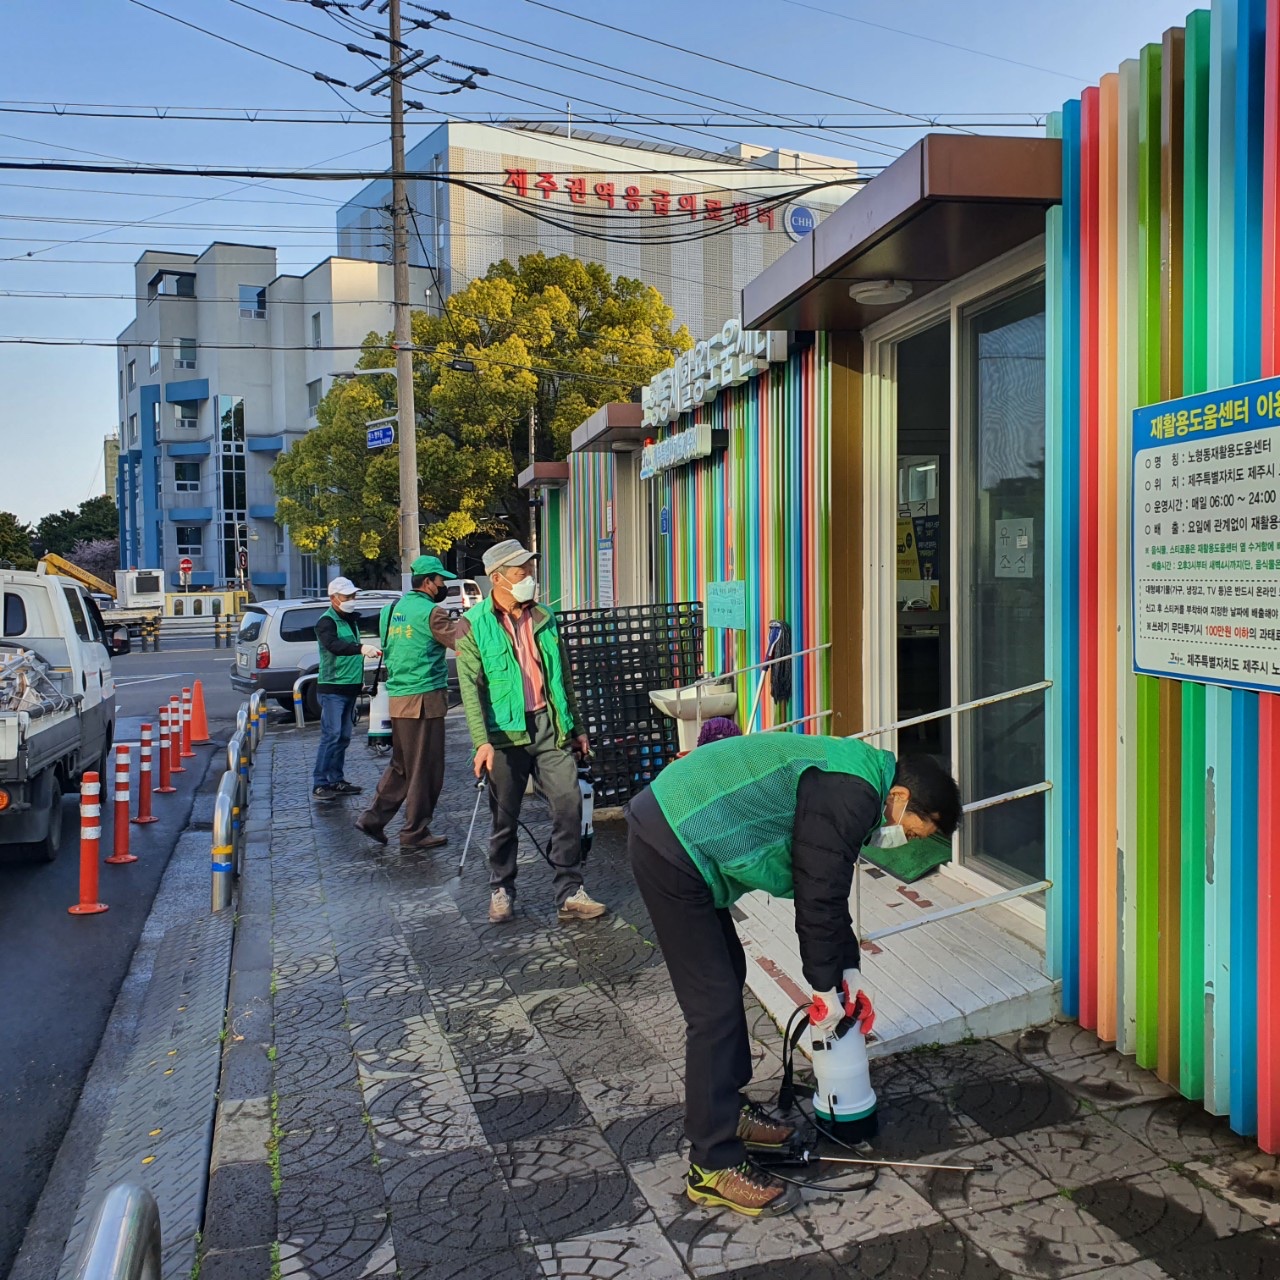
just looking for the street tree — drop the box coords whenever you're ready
[69,537,120,584]
[34,496,119,557]
[0,512,36,570]
[273,254,690,574]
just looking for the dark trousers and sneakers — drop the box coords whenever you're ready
[486,710,606,924]
[357,703,447,850]
[628,787,796,1217]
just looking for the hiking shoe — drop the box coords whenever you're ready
[333,780,363,795]
[557,887,607,922]
[686,1162,792,1217]
[737,1100,796,1150]
[488,888,514,923]
[353,814,387,845]
[400,834,448,851]
[312,785,338,800]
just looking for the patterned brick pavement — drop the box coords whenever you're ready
[200,715,1280,1278]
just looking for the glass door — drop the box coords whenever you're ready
[957,282,1047,885]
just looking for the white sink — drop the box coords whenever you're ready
[650,683,738,751]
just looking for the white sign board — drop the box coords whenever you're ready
[1132,378,1280,693]
[596,538,615,609]
[640,319,787,429]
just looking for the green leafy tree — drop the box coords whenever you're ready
[273,254,690,575]
[0,511,36,569]
[35,496,119,556]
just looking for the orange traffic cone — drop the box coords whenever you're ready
[190,679,211,745]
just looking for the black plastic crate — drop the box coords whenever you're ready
[557,602,704,805]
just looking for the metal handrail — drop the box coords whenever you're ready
[70,1182,161,1280]
[292,672,317,728]
[851,679,1052,741]
[248,689,265,747]
[863,879,1052,943]
[763,709,833,733]
[698,640,832,685]
[211,773,235,911]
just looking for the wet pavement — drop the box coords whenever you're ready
[199,714,1280,1278]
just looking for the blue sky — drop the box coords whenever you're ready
[2,0,1197,524]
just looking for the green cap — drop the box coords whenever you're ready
[410,554,457,580]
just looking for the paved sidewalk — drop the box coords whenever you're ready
[201,715,1280,1278]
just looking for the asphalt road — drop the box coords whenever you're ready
[0,641,240,1279]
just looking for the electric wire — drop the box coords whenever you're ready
[512,0,976,135]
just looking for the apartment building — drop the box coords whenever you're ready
[115,244,428,595]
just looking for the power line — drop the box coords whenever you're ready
[513,0,976,135]
[778,0,1088,83]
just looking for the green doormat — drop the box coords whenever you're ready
[861,833,952,883]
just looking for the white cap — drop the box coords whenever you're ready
[327,576,357,597]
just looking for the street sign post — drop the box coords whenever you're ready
[179,556,193,591]
[366,418,396,450]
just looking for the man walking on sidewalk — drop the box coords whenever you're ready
[312,576,381,800]
[455,539,606,925]
[355,555,459,850]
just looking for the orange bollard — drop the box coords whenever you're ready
[105,744,137,865]
[169,695,185,775]
[180,687,195,759]
[190,679,211,745]
[133,723,158,823]
[69,772,108,915]
[155,708,176,795]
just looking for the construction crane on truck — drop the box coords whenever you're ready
[37,554,164,638]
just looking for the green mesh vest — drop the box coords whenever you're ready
[379,592,448,696]
[316,607,364,687]
[650,733,897,909]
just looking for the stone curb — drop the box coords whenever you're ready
[200,739,277,1277]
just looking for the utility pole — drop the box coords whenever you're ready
[527,403,538,554]
[389,0,419,591]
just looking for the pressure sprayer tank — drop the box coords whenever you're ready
[578,766,594,859]
[367,681,392,746]
[811,1004,878,1142]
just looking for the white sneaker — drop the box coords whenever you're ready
[558,887,607,922]
[488,887,514,923]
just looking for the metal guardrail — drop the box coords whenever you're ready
[292,672,318,729]
[70,1182,161,1280]
[210,698,257,912]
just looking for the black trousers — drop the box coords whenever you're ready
[628,788,751,1170]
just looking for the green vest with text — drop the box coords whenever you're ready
[650,732,898,909]
[464,599,575,744]
[316,607,364,687]
[379,591,448,696]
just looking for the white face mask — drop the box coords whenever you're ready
[337,599,357,614]
[505,575,537,604]
[867,795,908,849]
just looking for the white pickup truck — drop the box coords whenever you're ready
[0,566,129,861]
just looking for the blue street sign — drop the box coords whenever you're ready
[366,424,395,449]
[659,505,670,535]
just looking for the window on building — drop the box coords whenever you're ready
[149,271,195,299]
[127,360,136,391]
[311,312,322,348]
[128,412,138,445]
[175,401,198,429]
[152,401,160,444]
[175,526,203,558]
[174,461,201,492]
[217,394,247,582]
[238,285,266,319]
[299,554,323,599]
[118,369,124,401]
[174,337,197,369]
[273,522,286,555]
[307,379,322,419]
[148,342,160,373]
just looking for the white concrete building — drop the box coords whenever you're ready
[115,244,427,596]
[336,121,857,338]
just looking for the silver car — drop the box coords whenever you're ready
[230,592,399,719]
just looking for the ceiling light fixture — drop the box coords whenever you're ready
[848,280,913,305]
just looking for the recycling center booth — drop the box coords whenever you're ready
[530,0,1280,1155]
